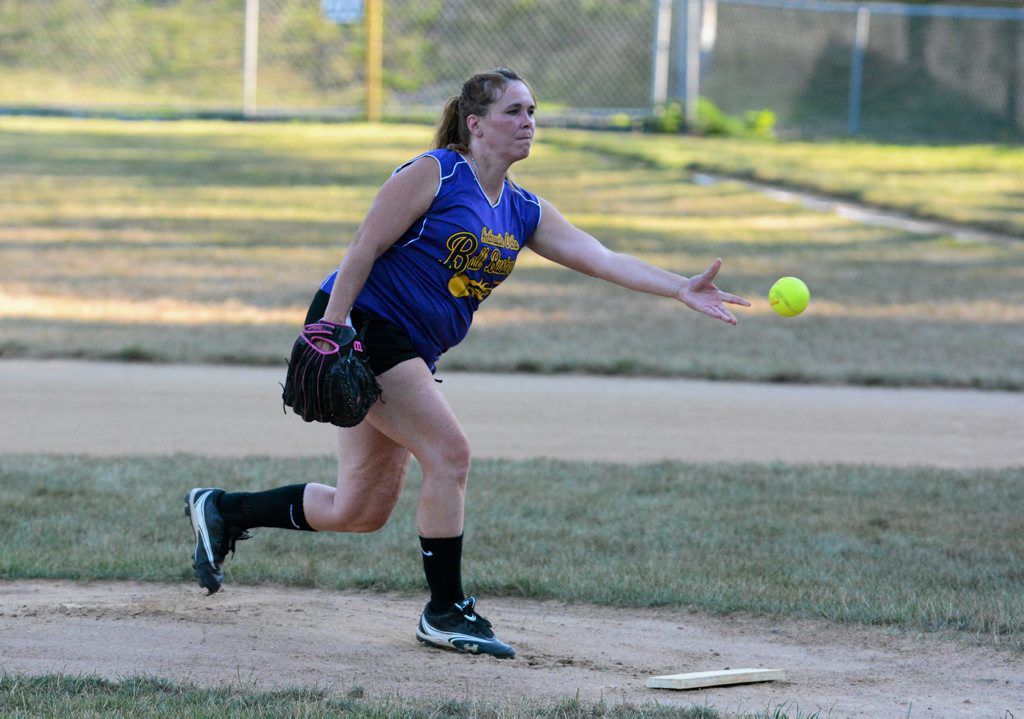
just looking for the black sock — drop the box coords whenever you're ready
[420,535,464,612]
[218,484,315,531]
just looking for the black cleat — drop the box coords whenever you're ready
[184,487,249,595]
[415,596,515,659]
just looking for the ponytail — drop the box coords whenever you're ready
[432,96,466,152]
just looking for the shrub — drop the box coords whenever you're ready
[642,98,776,139]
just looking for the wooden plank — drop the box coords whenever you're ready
[646,668,785,690]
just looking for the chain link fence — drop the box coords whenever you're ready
[700,0,1024,141]
[0,0,1021,142]
[255,0,656,116]
[0,0,656,117]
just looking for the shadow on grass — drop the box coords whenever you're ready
[0,126,412,188]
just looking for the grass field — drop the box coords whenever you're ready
[3,453,1021,715]
[0,675,742,719]
[0,675,845,719]
[3,455,1021,648]
[549,131,1024,238]
[2,117,1023,389]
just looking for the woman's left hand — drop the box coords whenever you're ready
[678,258,751,325]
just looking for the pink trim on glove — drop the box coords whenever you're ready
[301,319,353,356]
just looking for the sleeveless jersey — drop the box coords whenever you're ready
[321,148,542,367]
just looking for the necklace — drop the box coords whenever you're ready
[467,151,500,203]
[466,151,481,178]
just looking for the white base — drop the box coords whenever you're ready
[646,668,785,690]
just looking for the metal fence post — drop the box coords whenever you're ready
[685,0,701,126]
[847,5,870,135]
[243,0,259,117]
[651,0,673,111]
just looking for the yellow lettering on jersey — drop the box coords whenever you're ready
[483,248,516,276]
[466,247,489,272]
[441,232,479,272]
[480,226,520,250]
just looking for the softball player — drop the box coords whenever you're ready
[186,68,750,659]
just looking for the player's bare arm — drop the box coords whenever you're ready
[529,198,750,324]
[321,157,440,324]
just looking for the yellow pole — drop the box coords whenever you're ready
[365,0,384,122]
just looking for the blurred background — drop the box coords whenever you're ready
[1,0,1022,143]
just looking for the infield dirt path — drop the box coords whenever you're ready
[2,360,1022,466]
[1,360,1022,717]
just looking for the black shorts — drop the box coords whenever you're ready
[304,289,421,376]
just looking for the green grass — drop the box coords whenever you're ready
[546,129,1024,238]
[0,673,832,718]
[2,117,1023,389]
[0,674,727,719]
[2,455,1022,649]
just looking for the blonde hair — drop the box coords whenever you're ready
[432,68,535,152]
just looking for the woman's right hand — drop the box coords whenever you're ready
[678,258,751,325]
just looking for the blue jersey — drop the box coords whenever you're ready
[321,148,542,367]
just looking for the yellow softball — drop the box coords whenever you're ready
[769,277,810,317]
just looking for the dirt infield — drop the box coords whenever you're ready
[2,580,1020,718]
[3,360,1022,466]
[1,360,1022,717]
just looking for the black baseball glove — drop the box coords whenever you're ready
[282,320,381,427]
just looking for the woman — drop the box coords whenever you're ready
[186,68,749,660]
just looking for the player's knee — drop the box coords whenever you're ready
[320,509,391,533]
[418,443,470,493]
[437,435,471,481]
[344,514,390,533]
